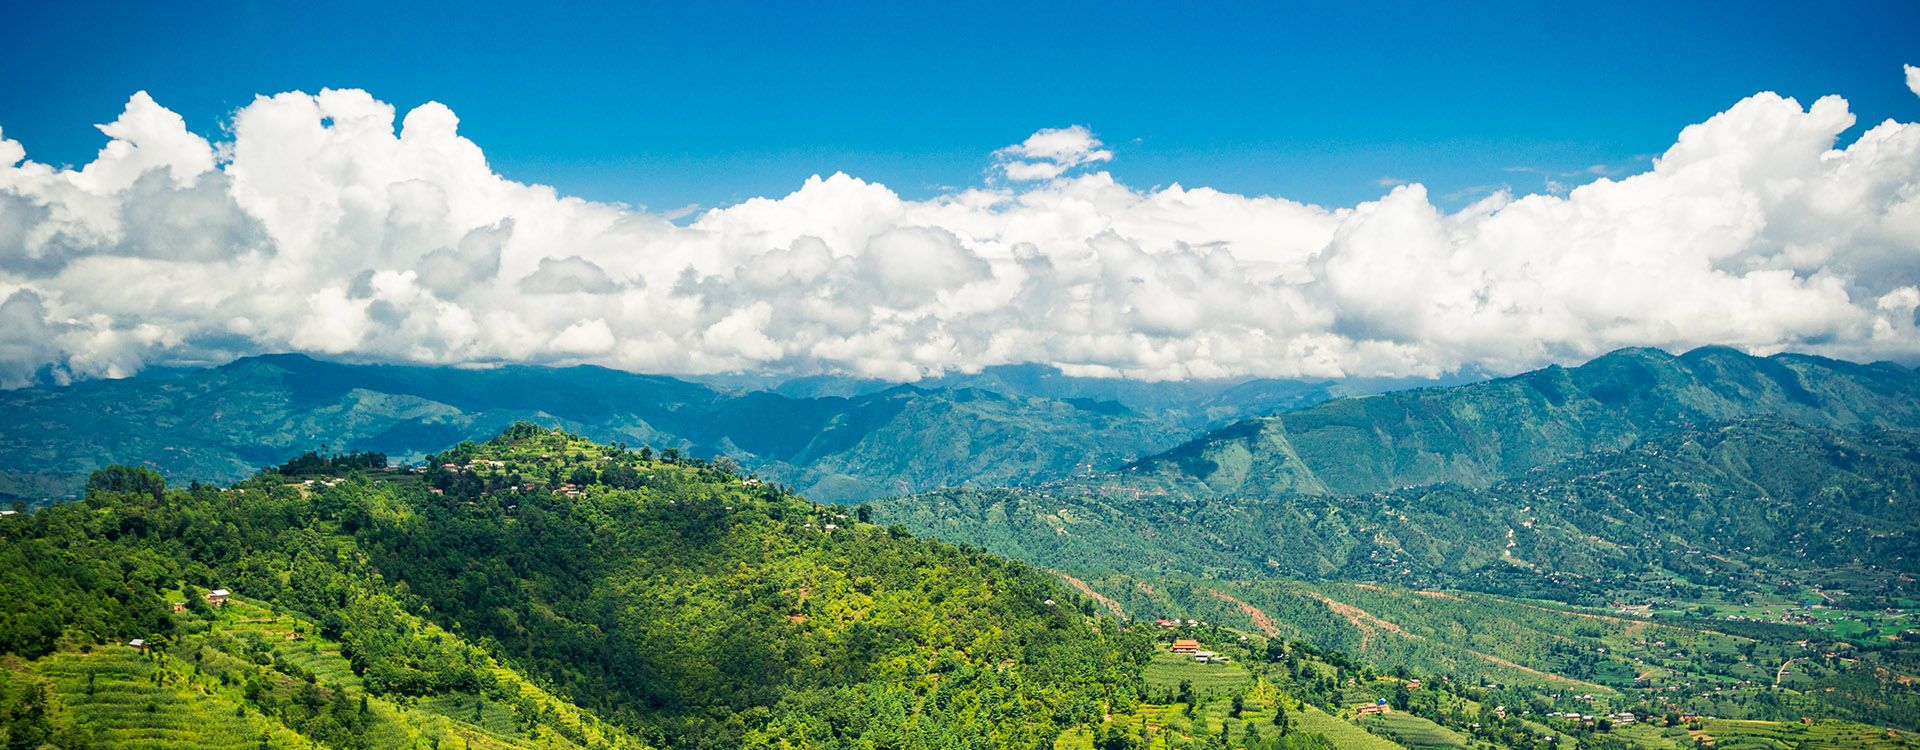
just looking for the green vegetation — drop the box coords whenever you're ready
[8,345,1920,747]
[1044,623,1920,750]
[0,594,625,750]
[861,348,1920,739]
[1127,346,1920,499]
[0,355,1340,505]
[0,425,1147,748]
[881,420,1920,603]
[1052,572,1920,736]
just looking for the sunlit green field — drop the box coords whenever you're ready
[1143,647,1252,697]
[1358,712,1468,749]
[28,646,315,750]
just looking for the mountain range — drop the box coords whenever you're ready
[0,354,1357,504]
[875,346,1920,604]
[1124,345,1920,498]
[7,346,1920,747]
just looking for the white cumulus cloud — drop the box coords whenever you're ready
[992,125,1114,181]
[1,79,1919,388]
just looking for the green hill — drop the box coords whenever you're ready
[1,595,632,750]
[0,426,1148,749]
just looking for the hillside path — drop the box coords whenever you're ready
[1208,589,1282,637]
[1305,590,1614,693]
[1058,574,1125,619]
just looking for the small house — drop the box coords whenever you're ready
[1354,699,1392,717]
[1171,639,1200,653]
[205,589,230,606]
[170,601,186,613]
[127,638,148,653]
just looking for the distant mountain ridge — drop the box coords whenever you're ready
[1124,346,1920,498]
[873,346,1920,605]
[0,353,1346,502]
[886,419,1920,600]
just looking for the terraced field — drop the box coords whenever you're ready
[1291,703,1405,750]
[1,594,633,750]
[34,646,313,749]
[1143,646,1253,697]
[1691,718,1917,750]
[1059,667,1410,750]
[1357,712,1470,749]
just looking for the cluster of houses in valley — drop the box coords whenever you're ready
[168,588,230,613]
[1169,638,1230,664]
[1545,710,1640,726]
[443,459,507,471]
[1353,698,1392,717]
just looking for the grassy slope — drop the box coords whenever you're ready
[1356,712,1469,749]
[1066,573,1920,733]
[1061,633,1417,750]
[3,596,634,750]
[21,647,315,750]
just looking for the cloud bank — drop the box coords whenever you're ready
[2,81,1919,388]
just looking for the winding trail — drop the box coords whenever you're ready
[1305,590,1614,693]
[1058,574,1125,619]
[1207,589,1282,637]
[1304,591,1406,652]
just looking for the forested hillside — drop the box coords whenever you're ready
[7,412,1919,748]
[1059,573,1920,734]
[852,348,1920,743]
[0,355,1338,504]
[0,425,1148,749]
[1126,347,1920,498]
[880,420,1920,603]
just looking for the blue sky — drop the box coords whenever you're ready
[4,1,1917,212]
[4,2,1920,385]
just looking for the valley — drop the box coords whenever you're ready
[5,346,1920,748]
[0,356,1351,505]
